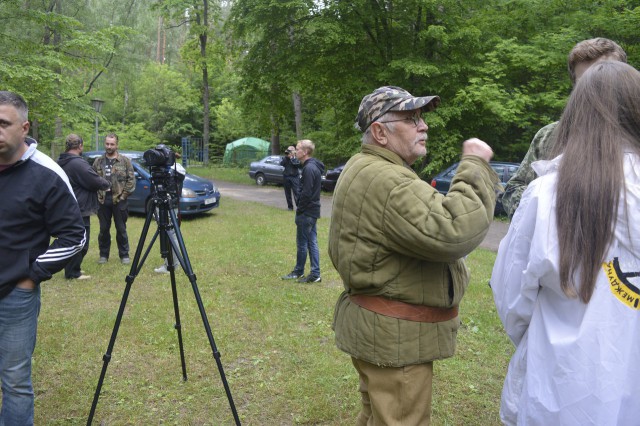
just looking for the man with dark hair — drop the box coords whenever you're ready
[280,145,301,210]
[0,91,85,424]
[93,133,135,264]
[281,139,324,283]
[329,86,499,424]
[502,37,627,216]
[57,133,110,279]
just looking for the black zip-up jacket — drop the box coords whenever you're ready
[57,152,110,216]
[280,155,301,177]
[296,157,325,219]
[0,139,86,299]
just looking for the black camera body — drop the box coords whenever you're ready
[144,144,176,167]
[144,145,181,202]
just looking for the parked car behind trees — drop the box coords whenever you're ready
[430,161,519,215]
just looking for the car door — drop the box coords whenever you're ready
[264,156,285,183]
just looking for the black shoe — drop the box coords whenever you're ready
[282,272,303,280]
[298,275,321,283]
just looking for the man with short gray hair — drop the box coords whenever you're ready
[58,133,110,279]
[0,91,85,425]
[329,86,499,424]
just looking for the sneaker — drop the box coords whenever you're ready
[281,271,303,280]
[154,265,169,274]
[298,275,321,283]
[121,257,131,265]
[67,274,91,280]
[98,257,108,264]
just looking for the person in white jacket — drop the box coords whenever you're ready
[491,61,640,425]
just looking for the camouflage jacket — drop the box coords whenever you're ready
[501,122,558,217]
[93,153,135,204]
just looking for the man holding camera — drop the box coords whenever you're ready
[93,133,135,265]
[280,145,301,211]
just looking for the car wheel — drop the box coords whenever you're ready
[255,173,266,186]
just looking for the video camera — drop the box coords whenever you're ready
[144,144,176,168]
[143,144,182,201]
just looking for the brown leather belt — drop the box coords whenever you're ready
[349,294,458,323]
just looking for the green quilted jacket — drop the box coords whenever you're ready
[329,144,499,367]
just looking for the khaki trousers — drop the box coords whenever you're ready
[352,357,433,426]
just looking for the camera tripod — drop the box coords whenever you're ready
[87,189,241,425]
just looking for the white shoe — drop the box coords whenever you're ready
[154,265,169,274]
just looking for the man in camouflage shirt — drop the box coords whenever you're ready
[502,38,627,217]
[93,133,135,264]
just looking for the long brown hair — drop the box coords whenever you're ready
[553,61,640,303]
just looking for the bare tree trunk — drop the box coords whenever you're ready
[199,0,210,166]
[292,92,303,139]
[271,112,281,154]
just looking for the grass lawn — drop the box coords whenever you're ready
[28,170,513,425]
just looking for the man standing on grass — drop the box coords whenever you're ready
[93,133,135,265]
[0,91,85,425]
[57,133,111,280]
[281,139,325,284]
[280,145,301,211]
[329,86,499,424]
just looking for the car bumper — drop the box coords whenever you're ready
[179,191,221,215]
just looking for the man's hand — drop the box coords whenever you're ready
[462,138,493,163]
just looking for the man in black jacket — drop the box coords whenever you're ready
[281,139,325,283]
[0,91,85,425]
[280,145,301,210]
[58,134,110,280]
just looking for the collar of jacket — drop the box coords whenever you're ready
[361,144,416,172]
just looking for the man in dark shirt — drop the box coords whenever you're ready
[280,145,301,210]
[0,91,85,425]
[58,133,110,279]
[281,139,325,283]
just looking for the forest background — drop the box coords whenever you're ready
[2,0,639,176]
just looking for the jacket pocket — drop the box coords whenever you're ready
[447,259,470,305]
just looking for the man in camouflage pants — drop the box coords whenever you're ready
[502,38,628,217]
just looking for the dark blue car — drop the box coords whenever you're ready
[83,150,220,216]
[430,161,519,215]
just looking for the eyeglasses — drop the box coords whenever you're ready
[378,112,424,127]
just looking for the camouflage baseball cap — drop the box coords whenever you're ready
[355,86,440,132]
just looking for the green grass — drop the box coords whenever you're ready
[188,165,253,185]
[27,184,513,425]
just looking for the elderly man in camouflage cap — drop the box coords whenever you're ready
[329,86,499,425]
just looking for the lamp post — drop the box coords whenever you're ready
[91,98,105,151]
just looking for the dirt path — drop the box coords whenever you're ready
[215,181,508,252]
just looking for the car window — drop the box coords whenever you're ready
[444,166,457,178]
[490,165,505,178]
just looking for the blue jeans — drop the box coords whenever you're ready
[294,214,320,277]
[0,285,41,426]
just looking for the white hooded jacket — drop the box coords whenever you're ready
[491,152,640,425]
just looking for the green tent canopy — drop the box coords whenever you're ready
[222,137,270,166]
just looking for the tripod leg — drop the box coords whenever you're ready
[167,208,242,426]
[166,243,188,381]
[87,200,157,425]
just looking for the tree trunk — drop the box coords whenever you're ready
[199,0,210,166]
[271,112,281,154]
[292,92,303,139]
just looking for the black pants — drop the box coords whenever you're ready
[97,194,130,259]
[65,216,91,278]
[283,175,300,210]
